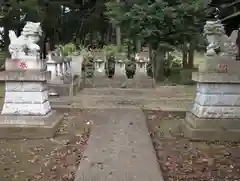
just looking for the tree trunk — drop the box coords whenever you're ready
[116,27,121,47]
[116,0,121,47]
[3,25,9,53]
[149,44,155,77]
[2,16,11,54]
[136,40,141,52]
[188,41,195,68]
[182,44,188,68]
[154,45,166,82]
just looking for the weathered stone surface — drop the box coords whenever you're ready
[48,82,78,96]
[2,81,51,115]
[191,103,240,118]
[5,82,48,92]
[195,92,240,106]
[1,101,51,115]
[185,65,240,140]
[0,110,63,138]
[181,119,240,141]
[198,57,240,73]
[185,112,240,129]
[0,70,50,81]
[48,76,81,96]
[71,55,83,75]
[46,63,57,79]
[5,56,45,71]
[196,83,240,94]
[115,63,125,74]
[4,91,48,103]
[192,72,240,83]
[74,108,163,181]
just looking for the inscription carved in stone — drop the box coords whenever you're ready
[217,64,228,72]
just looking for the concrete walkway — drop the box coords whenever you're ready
[74,108,163,181]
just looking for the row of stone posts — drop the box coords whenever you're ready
[46,52,72,80]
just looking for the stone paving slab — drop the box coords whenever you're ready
[74,108,163,181]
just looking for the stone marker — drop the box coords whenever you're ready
[182,20,240,140]
[0,21,63,138]
[46,49,79,96]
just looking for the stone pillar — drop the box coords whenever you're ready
[182,20,240,141]
[46,61,57,80]
[68,61,71,70]
[68,58,72,68]
[65,62,68,71]
[62,61,66,75]
[59,63,63,76]
[0,22,63,138]
[115,63,120,73]
[144,62,147,72]
[56,63,61,76]
[99,62,105,72]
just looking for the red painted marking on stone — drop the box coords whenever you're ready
[218,64,228,72]
[19,61,27,69]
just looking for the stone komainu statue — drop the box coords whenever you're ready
[8,22,42,59]
[204,20,238,58]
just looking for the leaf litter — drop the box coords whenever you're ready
[0,110,92,181]
[145,110,240,181]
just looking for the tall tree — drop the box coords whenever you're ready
[105,0,207,81]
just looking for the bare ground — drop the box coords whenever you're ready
[0,109,93,181]
[145,110,240,181]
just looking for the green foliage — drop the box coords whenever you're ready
[103,44,118,56]
[103,44,128,58]
[61,43,92,56]
[61,43,77,56]
[105,0,207,50]
[125,58,136,78]
[125,58,136,71]
[165,54,182,68]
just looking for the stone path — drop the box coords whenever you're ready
[50,86,195,111]
[74,108,163,181]
[49,86,196,180]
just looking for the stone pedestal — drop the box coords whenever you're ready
[95,59,105,73]
[46,61,57,80]
[46,54,81,96]
[183,58,240,140]
[0,59,63,138]
[115,61,125,74]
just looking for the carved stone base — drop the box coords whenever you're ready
[0,110,63,138]
[0,71,51,115]
[184,71,240,140]
[182,112,240,141]
[48,75,82,96]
